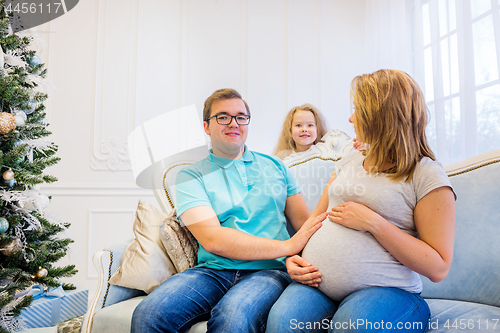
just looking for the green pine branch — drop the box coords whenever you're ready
[18,156,60,175]
[11,294,33,316]
[2,143,29,165]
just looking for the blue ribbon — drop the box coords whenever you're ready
[30,284,66,300]
[30,285,45,300]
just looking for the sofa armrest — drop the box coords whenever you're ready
[81,250,113,333]
[81,239,146,333]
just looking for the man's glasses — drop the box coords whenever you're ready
[207,114,251,125]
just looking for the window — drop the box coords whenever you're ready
[416,0,500,164]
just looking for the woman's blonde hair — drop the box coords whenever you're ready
[273,103,328,158]
[351,69,435,181]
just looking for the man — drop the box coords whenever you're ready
[131,89,324,333]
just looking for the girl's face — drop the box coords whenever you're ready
[291,110,317,152]
[349,113,357,135]
[349,112,364,143]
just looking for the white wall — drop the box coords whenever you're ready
[37,0,366,295]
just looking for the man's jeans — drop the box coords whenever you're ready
[266,282,430,332]
[131,267,292,333]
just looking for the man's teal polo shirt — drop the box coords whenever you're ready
[175,147,301,270]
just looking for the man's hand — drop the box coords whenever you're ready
[286,255,322,287]
[285,212,326,256]
[181,207,324,261]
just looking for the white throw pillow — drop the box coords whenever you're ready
[109,200,176,294]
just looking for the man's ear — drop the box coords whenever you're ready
[203,121,210,136]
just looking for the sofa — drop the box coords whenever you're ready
[81,129,500,333]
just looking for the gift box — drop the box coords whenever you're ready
[17,327,57,333]
[19,287,88,329]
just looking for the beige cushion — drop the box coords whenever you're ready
[160,209,198,273]
[109,200,176,293]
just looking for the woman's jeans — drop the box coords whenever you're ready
[266,283,430,333]
[131,267,292,333]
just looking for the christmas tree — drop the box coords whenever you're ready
[0,1,77,331]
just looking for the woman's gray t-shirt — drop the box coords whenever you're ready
[302,150,454,302]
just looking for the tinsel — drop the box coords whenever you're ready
[3,50,26,68]
[25,75,54,92]
[13,205,42,231]
[23,139,56,156]
[12,225,27,257]
[25,74,43,86]
[1,189,62,228]
[6,23,12,36]
[0,190,44,229]
[1,189,42,209]
[0,291,28,332]
[0,190,58,263]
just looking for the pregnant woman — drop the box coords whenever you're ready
[266,69,456,332]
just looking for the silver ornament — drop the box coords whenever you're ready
[36,267,48,278]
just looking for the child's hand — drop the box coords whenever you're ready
[353,138,367,150]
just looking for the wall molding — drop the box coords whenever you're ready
[41,184,154,197]
[285,0,321,110]
[240,0,248,98]
[314,0,321,109]
[90,0,137,171]
[180,0,189,107]
[87,209,136,279]
[285,0,291,112]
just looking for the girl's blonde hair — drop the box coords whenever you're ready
[273,104,328,158]
[351,69,435,181]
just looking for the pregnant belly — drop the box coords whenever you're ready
[302,219,416,302]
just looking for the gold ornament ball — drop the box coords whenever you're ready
[2,168,14,181]
[0,238,22,256]
[0,112,16,135]
[36,267,48,278]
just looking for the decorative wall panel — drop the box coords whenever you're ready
[87,210,135,278]
[90,0,138,171]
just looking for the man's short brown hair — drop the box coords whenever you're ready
[203,88,251,121]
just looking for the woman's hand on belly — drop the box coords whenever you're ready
[327,202,382,233]
[286,255,322,287]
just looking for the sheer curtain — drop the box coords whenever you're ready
[366,0,500,165]
[364,0,414,75]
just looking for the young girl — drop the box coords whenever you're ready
[273,104,328,160]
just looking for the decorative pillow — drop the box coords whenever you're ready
[159,209,198,273]
[109,200,176,294]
